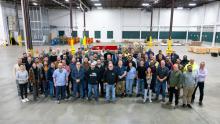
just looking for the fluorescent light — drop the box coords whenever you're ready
[94,3,102,6]
[142,3,150,7]
[91,0,99,1]
[154,0,159,4]
[33,2,38,6]
[77,6,80,9]
[97,7,103,9]
[65,0,69,2]
[177,7,183,10]
[189,3,197,6]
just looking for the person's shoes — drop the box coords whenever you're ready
[25,98,29,102]
[165,102,172,106]
[124,94,127,97]
[162,98,166,102]
[149,99,152,103]
[199,101,203,106]
[187,104,192,109]
[182,104,186,108]
[55,100,60,104]
[21,99,26,103]
[143,99,146,103]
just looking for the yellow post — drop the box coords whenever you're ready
[166,37,173,54]
[148,36,153,49]
[70,38,75,55]
[18,35,22,47]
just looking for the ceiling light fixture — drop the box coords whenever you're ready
[94,3,102,6]
[142,3,150,7]
[33,2,38,6]
[65,0,69,2]
[91,0,99,1]
[189,3,197,6]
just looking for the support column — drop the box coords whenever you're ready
[166,0,174,54]
[70,0,73,34]
[150,8,153,37]
[83,8,86,36]
[21,0,33,52]
[15,2,20,34]
[157,8,160,42]
[200,6,206,42]
[212,3,220,47]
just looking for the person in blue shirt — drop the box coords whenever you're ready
[53,63,68,104]
[126,61,136,97]
[71,61,85,99]
[116,60,127,97]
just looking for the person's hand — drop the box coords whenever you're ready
[175,86,178,90]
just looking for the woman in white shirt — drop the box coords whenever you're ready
[16,64,29,103]
[191,61,208,106]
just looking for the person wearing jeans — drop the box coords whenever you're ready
[136,60,146,97]
[155,60,169,102]
[71,62,85,99]
[126,61,136,97]
[16,64,29,103]
[86,62,99,101]
[192,62,207,106]
[116,60,127,97]
[47,62,55,98]
[53,63,68,104]
[104,63,117,103]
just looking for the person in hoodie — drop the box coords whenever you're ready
[181,55,189,68]
[47,62,56,98]
[126,61,136,97]
[104,63,118,103]
[86,62,99,101]
[182,65,197,109]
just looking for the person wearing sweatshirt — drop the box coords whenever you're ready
[182,65,197,108]
[86,62,99,101]
[16,64,29,103]
[143,67,153,103]
[126,61,137,97]
[166,64,182,107]
[191,61,208,106]
[104,63,118,103]
[47,62,56,98]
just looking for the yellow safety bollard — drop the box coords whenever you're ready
[166,38,173,54]
[18,35,22,47]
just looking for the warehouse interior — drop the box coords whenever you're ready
[0,0,220,124]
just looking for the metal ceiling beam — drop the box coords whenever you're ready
[78,0,90,10]
[168,0,174,40]
[51,0,69,9]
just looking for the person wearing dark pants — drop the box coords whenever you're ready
[16,64,29,103]
[29,63,40,101]
[96,59,105,97]
[47,63,55,98]
[53,63,68,104]
[192,62,207,106]
[166,64,182,107]
[86,62,99,101]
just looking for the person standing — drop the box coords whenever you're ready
[126,61,136,97]
[13,58,22,96]
[29,62,40,101]
[96,59,105,97]
[166,64,182,107]
[47,62,56,98]
[182,65,197,108]
[86,62,99,101]
[53,63,68,104]
[192,62,208,106]
[25,57,33,93]
[116,60,127,97]
[136,60,146,97]
[104,63,118,103]
[71,62,85,99]
[155,60,169,102]
[143,67,153,103]
[16,64,29,103]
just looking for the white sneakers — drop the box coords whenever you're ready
[21,98,29,103]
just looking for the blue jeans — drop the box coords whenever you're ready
[137,79,145,95]
[88,84,98,100]
[73,82,84,98]
[106,84,116,102]
[156,80,166,99]
[43,81,49,97]
[56,86,66,100]
[49,81,54,97]
[126,79,134,95]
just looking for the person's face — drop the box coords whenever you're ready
[23,53,27,57]
[63,55,67,59]
[35,58,39,63]
[44,61,48,66]
[17,58,22,64]
[140,61,144,66]
[118,54,123,59]
[51,63,55,68]
[118,61,123,66]
[190,60,194,65]
[58,63,62,69]
[62,60,66,66]
[72,58,76,63]
[107,55,111,60]
[28,57,32,62]
[76,63,80,68]
[97,60,101,65]
[84,58,88,62]
[187,65,192,72]
[161,61,165,67]
[108,64,113,70]
[147,68,151,73]
[20,65,25,71]
[200,62,205,69]
[91,64,95,69]
[129,62,132,67]
[173,64,179,71]
[57,57,61,61]
[32,63,36,68]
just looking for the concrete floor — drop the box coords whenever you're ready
[0,44,220,124]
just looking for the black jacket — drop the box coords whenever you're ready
[86,68,99,84]
[47,67,55,81]
[96,65,105,81]
[104,69,118,85]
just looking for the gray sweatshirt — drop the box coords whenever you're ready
[183,72,197,87]
[16,70,28,84]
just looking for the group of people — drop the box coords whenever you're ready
[14,46,208,109]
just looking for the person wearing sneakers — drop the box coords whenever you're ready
[16,64,29,103]
[166,64,182,107]
[182,65,197,109]
[143,67,153,103]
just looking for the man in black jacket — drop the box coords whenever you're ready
[96,59,105,97]
[86,62,99,101]
[104,63,118,103]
